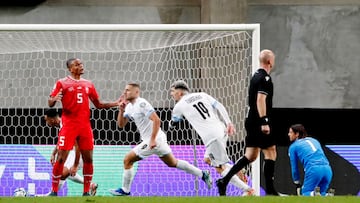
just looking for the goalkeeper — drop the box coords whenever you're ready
[288,124,333,196]
[169,80,255,196]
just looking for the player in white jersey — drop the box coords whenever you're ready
[169,80,255,196]
[109,83,212,196]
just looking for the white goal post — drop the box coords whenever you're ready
[0,24,260,196]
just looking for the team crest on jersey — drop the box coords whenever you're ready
[265,76,270,81]
[140,102,146,108]
[85,87,89,94]
[68,87,74,92]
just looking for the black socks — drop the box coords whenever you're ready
[264,159,278,195]
[223,156,250,184]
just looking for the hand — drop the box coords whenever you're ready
[69,165,78,176]
[54,90,63,101]
[119,101,127,111]
[149,139,157,150]
[117,94,124,103]
[118,94,128,111]
[50,154,56,166]
[261,124,270,135]
[226,123,236,136]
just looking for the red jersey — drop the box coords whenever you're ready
[50,76,99,127]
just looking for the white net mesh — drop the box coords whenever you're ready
[0,30,250,53]
[0,25,257,196]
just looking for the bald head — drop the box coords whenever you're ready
[259,49,275,71]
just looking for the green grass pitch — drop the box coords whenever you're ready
[1,196,359,203]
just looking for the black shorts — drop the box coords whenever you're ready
[244,118,276,149]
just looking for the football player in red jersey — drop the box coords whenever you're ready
[48,58,119,196]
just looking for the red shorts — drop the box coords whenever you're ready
[57,124,94,151]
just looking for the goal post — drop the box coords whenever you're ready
[0,24,260,196]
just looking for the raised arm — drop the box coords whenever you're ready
[92,98,120,109]
[117,99,129,128]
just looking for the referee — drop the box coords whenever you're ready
[216,49,279,196]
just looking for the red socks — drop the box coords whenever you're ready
[51,161,64,192]
[83,163,93,193]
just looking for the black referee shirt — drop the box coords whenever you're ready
[247,68,273,121]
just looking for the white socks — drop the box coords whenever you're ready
[58,180,65,190]
[176,160,202,177]
[122,168,135,193]
[67,173,84,184]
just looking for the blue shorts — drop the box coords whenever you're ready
[302,165,333,196]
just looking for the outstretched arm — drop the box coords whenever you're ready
[92,98,120,109]
[169,113,183,130]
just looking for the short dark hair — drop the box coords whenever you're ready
[171,80,189,91]
[66,58,78,68]
[45,108,59,118]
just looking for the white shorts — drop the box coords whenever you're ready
[204,135,230,167]
[64,150,83,169]
[133,131,172,159]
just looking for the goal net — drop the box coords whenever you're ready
[0,24,260,196]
